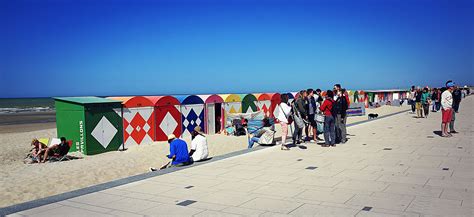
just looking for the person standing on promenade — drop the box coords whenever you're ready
[276,94,291,150]
[320,90,336,147]
[431,88,439,112]
[441,82,454,137]
[421,87,431,118]
[305,89,318,142]
[408,86,416,113]
[415,87,423,118]
[292,90,307,145]
[450,85,462,134]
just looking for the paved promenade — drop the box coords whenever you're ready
[5,97,473,217]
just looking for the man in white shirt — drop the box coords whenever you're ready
[440,82,454,137]
[189,126,209,162]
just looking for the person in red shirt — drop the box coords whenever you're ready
[320,90,336,147]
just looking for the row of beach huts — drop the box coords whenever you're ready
[54,90,409,155]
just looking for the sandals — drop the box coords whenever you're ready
[281,145,290,150]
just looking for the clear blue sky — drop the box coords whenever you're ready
[1,0,472,98]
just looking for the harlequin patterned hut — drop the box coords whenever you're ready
[54,97,123,155]
[148,96,182,141]
[255,93,272,116]
[269,93,281,121]
[176,95,205,139]
[220,94,242,114]
[242,94,258,113]
[199,94,224,135]
[107,96,155,148]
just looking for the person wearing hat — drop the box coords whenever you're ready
[189,126,209,162]
[150,134,191,171]
[440,81,454,137]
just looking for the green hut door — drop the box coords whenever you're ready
[85,108,123,155]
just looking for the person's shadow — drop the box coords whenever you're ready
[433,131,443,137]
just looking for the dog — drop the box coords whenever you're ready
[368,113,379,119]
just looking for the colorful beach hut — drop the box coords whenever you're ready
[242,94,258,113]
[220,94,242,114]
[54,97,123,155]
[107,96,156,148]
[175,95,205,139]
[199,94,224,135]
[148,96,182,141]
[270,93,281,121]
[255,93,272,116]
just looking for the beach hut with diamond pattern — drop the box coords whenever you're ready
[255,93,272,116]
[148,96,182,141]
[241,94,258,113]
[175,95,205,139]
[54,97,123,155]
[107,96,155,148]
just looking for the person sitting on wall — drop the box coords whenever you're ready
[248,117,275,148]
[150,134,191,171]
[189,126,209,162]
[40,137,70,163]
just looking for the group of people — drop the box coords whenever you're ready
[28,137,70,163]
[407,81,465,137]
[150,126,209,171]
[276,84,351,149]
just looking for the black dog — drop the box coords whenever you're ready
[368,113,379,119]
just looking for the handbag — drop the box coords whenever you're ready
[315,113,325,123]
[291,103,305,129]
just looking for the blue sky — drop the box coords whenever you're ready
[1,0,472,98]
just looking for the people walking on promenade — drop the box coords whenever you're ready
[421,87,431,118]
[333,85,349,144]
[320,90,336,147]
[305,89,318,142]
[441,82,454,137]
[276,94,291,150]
[415,87,423,118]
[431,88,440,112]
[409,86,416,113]
[450,85,462,134]
[291,90,307,145]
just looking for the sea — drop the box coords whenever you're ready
[0,98,55,114]
[0,98,56,125]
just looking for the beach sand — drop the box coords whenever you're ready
[0,105,409,208]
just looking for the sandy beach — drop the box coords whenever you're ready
[0,105,409,208]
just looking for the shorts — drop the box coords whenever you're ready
[415,102,422,110]
[308,114,317,127]
[442,109,452,123]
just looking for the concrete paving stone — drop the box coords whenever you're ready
[367,208,421,217]
[377,175,429,185]
[57,200,113,213]
[346,193,414,211]
[193,210,242,217]
[138,203,204,216]
[218,170,263,180]
[186,201,229,211]
[404,167,453,178]
[147,195,181,204]
[383,183,443,198]
[426,179,473,190]
[221,206,266,216]
[99,188,130,196]
[334,170,383,181]
[98,197,161,213]
[159,187,215,201]
[17,203,63,216]
[289,203,359,216]
[259,212,295,217]
[212,180,267,193]
[440,189,473,207]
[332,188,375,196]
[319,202,364,210]
[68,192,125,206]
[108,210,145,217]
[239,197,303,214]
[251,185,305,198]
[252,173,300,183]
[356,210,418,217]
[451,170,474,179]
[185,167,233,177]
[335,180,390,192]
[121,182,178,195]
[26,205,113,217]
[294,176,344,188]
[294,189,355,204]
[122,192,156,200]
[199,191,256,206]
[406,196,468,216]
[6,214,25,217]
[363,165,409,173]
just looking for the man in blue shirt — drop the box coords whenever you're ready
[150,134,191,171]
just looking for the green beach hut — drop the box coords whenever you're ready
[54,97,123,155]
